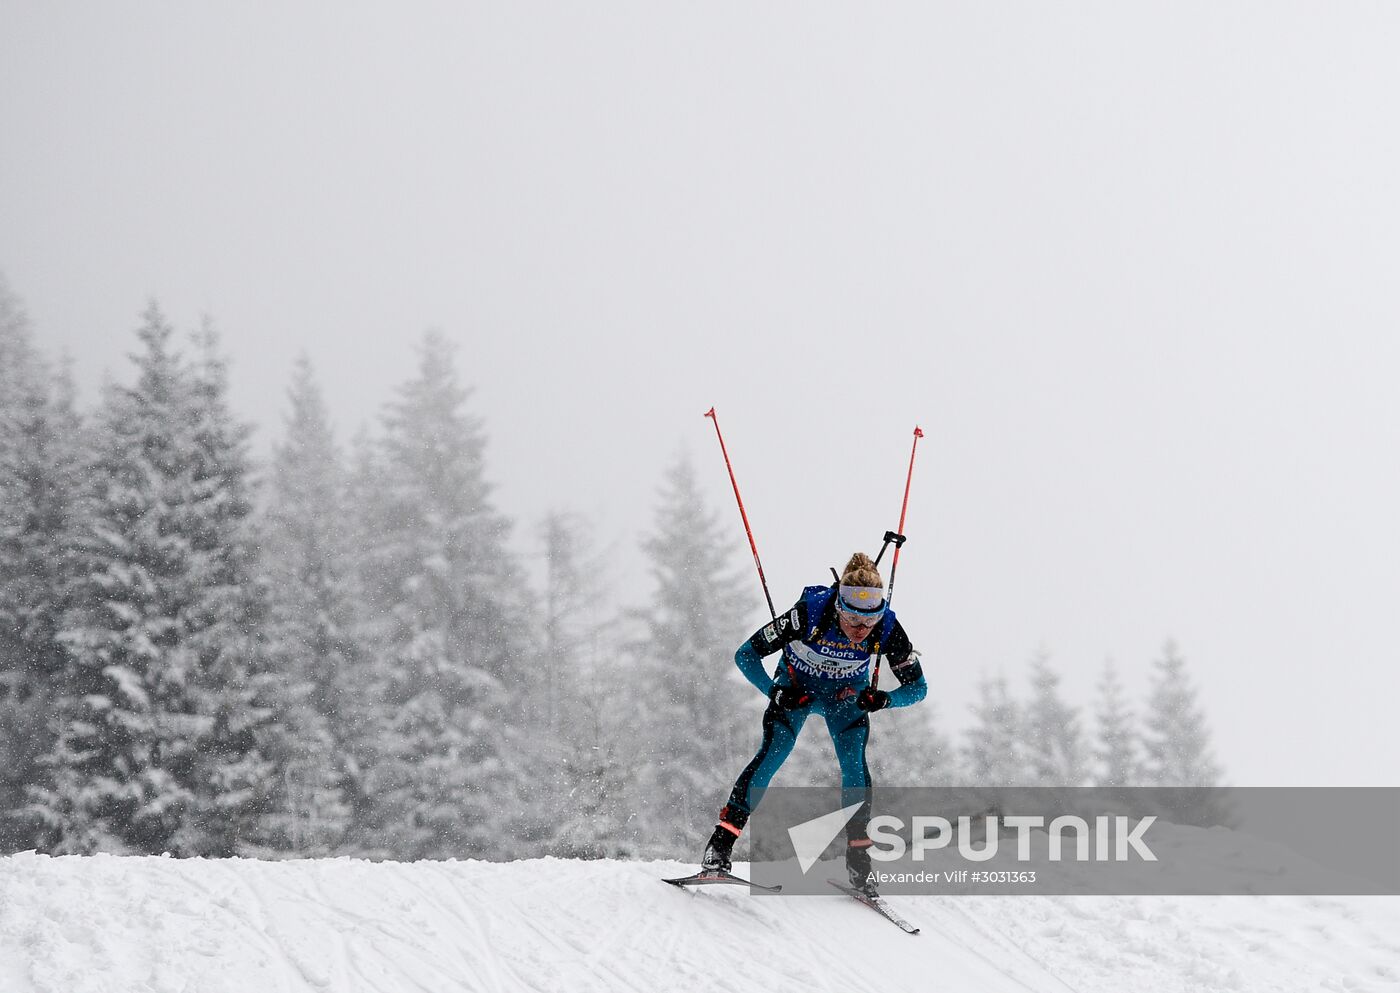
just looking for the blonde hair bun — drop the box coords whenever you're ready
[840,552,883,589]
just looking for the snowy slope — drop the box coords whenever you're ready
[1,852,1397,993]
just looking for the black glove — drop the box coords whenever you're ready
[856,688,890,712]
[769,684,813,710]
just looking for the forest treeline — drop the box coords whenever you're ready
[0,277,1223,860]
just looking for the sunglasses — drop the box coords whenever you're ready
[836,600,886,628]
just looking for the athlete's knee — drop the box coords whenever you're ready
[717,803,751,835]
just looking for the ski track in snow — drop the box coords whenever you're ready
[1,853,1397,993]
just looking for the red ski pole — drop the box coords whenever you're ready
[704,408,810,698]
[703,407,777,621]
[872,425,924,690]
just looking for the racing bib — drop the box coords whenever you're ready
[784,638,871,681]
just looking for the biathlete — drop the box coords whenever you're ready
[698,551,927,894]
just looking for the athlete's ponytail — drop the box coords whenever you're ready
[840,552,883,589]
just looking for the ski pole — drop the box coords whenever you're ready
[872,425,924,690]
[704,408,808,697]
[704,407,777,621]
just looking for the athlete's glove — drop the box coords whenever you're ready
[856,688,890,712]
[769,684,813,710]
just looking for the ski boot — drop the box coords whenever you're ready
[701,823,737,873]
[847,839,878,897]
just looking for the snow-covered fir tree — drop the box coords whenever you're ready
[255,356,360,855]
[503,512,590,852]
[167,323,281,856]
[534,513,635,858]
[1092,659,1141,787]
[1142,640,1229,826]
[549,678,637,858]
[1142,640,1221,786]
[29,307,275,856]
[963,673,1027,786]
[1023,651,1089,786]
[631,453,753,856]
[0,277,85,849]
[352,331,529,860]
[537,512,591,739]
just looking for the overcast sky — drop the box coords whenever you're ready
[4,3,1397,786]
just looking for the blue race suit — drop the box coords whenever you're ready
[718,584,927,840]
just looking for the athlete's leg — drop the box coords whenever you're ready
[702,699,810,868]
[825,693,875,890]
[824,695,872,821]
[724,699,811,825]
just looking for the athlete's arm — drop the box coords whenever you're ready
[883,619,927,708]
[734,600,808,693]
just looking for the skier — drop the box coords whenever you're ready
[698,551,927,895]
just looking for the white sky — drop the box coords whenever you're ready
[3,3,1397,786]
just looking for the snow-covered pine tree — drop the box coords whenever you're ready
[0,276,84,849]
[29,306,274,856]
[1142,640,1229,826]
[533,513,635,858]
[538,512,590,738]
[331,425,389,855]
[29,304,200,853]
[1092,659,1141,787]
[549,681,636,858]
[631,453,753,856]
[1023,651,1089,786]
[963,673,1027,787]
[1143,640,1221,785]
[254,356,360,856]
[353,331,528,860]
[168,322,280,856]
[520,512,581,848]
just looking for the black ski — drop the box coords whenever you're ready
[663,869,784,894]
[828,880,920,934]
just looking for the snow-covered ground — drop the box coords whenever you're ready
[2,852,1397,993]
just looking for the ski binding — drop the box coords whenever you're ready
[828,880,920,934]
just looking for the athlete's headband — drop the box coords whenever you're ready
[836,585,887,621]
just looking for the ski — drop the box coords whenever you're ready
[662,869,784,894]
[828,881,921,934]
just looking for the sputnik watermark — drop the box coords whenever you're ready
[751,787,1400,895]
[786,808,1157,876]
[787,801,865,873]
[867,814,1158,863]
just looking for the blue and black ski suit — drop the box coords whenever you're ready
[717,584,927,839]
